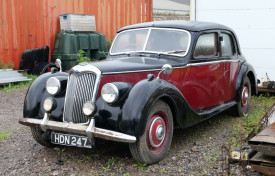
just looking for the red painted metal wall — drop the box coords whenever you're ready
[0,0,152,69]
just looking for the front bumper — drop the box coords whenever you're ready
[19,113,136,143]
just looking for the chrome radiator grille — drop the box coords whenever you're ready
[63,72,97,123]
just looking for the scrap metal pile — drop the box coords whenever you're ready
[248,104,275,176]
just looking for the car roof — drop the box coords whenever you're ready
[117,21,233,33]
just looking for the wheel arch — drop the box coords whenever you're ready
[158,96,179,127]
[235,62,258,102]
[120,78,198,137]
[247,71,257,95]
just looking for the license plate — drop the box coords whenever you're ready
[51,132,92,148]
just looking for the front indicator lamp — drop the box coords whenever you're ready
[83,101,97,117]
[43,97,56,112]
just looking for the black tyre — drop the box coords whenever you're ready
[30,127,53,147]
[129,100,173,164]
[232,76,251,116]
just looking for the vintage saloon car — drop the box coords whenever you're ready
[19,21,257,164]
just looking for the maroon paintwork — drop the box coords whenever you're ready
[99,61,240,110]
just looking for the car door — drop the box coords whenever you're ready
[181,31,225,110]
[219,31,241,102]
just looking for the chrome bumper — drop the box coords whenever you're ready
[19,113,136,143]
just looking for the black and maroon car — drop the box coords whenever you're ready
[19,21,257,164]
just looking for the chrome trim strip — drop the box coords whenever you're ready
[19,116,137,143]
[102,59,242,75]
[110,27,192,57]
[188,59,241,67]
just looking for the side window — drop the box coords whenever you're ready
[194,33,217,58]
[221,33,234,57]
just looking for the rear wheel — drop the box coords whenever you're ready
[30,127,53,147]
[233,76,251,116]
[129,100,173,164]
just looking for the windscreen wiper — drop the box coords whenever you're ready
[164,50,186,54]
[127,52,148,57]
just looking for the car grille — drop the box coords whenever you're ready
[63,72,97,123]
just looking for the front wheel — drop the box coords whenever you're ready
[232,76,251,116]
[129,100,173,164]
[30,127,53,147]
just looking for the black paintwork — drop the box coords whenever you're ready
[90,56,186,74]
[22,21,258,138]
[24,72,68,122]
[118,21,233,33]
[235,62,258,99]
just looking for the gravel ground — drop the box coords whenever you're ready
[0,87,265,176]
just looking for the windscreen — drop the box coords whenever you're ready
[111,28,190,56]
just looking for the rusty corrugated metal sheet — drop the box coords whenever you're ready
[0,0,152,69]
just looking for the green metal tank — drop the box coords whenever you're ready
[52,31,108,71]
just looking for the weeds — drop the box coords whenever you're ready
[99,162,111,172]
[98,157,117,173]
[57,148,66,156]
[159,168,168,173]
[77,50,90,64]
[132,160,149,173]
[221,94,275,174]
[107,39,113,49]
[227,95,275,150]
[77,159,84,164]
[0,61,14,69]
[0,131,9,142]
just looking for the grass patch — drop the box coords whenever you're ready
[0,131,9,142]
[227,94,275,150]
[0,61,14,69]
[1,74,37,92]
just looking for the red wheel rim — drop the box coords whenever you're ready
[146,111,169,154]
[241,83,249,110]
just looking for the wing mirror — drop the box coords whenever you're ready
[157,64,173,79]
[55,58,62,72]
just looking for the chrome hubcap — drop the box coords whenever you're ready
[156,125,165,140]
[149,117,166,148]
[242,87,248,106]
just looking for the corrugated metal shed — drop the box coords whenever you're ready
[0,0,153,69]
[0,69,31,85]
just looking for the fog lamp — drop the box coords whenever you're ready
[83,101,97,117]
[43,97,56,112]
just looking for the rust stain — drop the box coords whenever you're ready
[0,0,152,69]
[250,144,275,157]
[251,165,275,176]
[250,152,275,176]
[249,122,275,145]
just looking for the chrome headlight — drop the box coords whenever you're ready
[101,83,119,103]
[43,97,56,112]
[82,101,97,117]
[46,77,61,95]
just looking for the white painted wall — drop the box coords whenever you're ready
[190,0,275,81]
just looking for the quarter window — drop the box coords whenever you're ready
[194,33,217,57]
[221,33,234,56]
